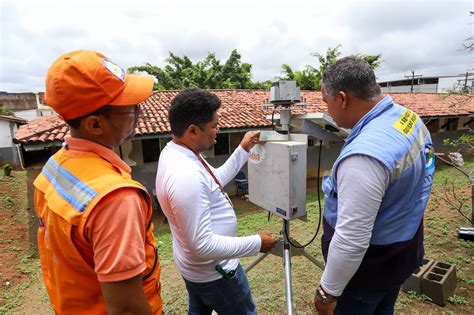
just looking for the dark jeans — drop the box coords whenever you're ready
[335,284,401,315]
[183,264,257,315]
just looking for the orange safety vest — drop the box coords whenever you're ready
[34,147,162,314]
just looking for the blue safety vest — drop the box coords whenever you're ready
[321,95,435,290]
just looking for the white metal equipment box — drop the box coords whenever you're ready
[270,80,301,103]
[248,134,307,221]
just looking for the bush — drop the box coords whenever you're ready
[0,107,14,116]
[3,164,13,176]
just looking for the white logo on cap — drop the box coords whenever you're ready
[103,59,125,82]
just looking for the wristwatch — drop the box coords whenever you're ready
[315,285,337,304]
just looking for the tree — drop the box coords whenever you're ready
[462,11,474,52]
[128,49,264,90]
[279,45,382,90]
[436,11,474,227]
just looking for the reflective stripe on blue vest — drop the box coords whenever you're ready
[42,157,98,212]
[322,96,435,245]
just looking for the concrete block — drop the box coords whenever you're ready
[421,261,457,306]
[402,258,435,294]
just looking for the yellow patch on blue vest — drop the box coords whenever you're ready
[393,109,418,136]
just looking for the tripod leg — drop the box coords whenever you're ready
[283,241,294,315]
[283,220,294,315]
[301,250,325,270]
[244,252,270,273]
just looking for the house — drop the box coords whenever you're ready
[378,74,474,94]
[0,92,54,121]
[13,90,474,198]
[0,115,27,166]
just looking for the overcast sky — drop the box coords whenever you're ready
[1,0,472,93]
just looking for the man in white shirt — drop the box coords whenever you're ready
[155,88,277,314]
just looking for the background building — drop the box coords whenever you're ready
[379,74,474,94]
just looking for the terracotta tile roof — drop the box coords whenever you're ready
[0,115,27,124]
[14,90,474,145]
[14,115,69,144]
[390,92,473,117]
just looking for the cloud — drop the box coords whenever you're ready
[1,0,472,92]
[339,1,473,80]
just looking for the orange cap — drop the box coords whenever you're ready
[44,50,154,120]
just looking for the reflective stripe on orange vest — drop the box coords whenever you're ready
[42,157,97,212]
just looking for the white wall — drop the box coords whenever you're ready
[381,75,473,94]
[13,109,39,121]
[0,120,13,148]
[0,120,21,165]
[438,77,473,93]
[381,84,438,93]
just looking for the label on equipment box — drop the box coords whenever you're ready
[249,145,266,164]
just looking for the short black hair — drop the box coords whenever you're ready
[168,88,221,136]
[65,116,83,130]
[322,56,381,101]
[65,106,110,130]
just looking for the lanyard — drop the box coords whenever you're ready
[173,140,224,190]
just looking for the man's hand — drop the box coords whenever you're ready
[100,275,152,315]
[258,232,277,253]
[314,289,337,315]
[240,131,260,152]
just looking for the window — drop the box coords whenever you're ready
[229,132,245,151]
[445,118,459,131]
[142,138,160,163]
[420,78,438,85]
[214,133,230,155]
[424,119,439,134]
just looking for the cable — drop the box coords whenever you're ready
[271,106,289,134]
[284,139,323,248]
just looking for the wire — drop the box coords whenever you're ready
[271,105,288,134]
[284,139,323,248]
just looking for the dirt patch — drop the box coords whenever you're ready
[0,171,35,312]
[0,171,29,285]
[3,161,474,314]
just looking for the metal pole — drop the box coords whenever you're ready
[244,252,270,273]
[464,72,469,93]
[280,108,291,133]
[471,183,473,227]
[283,220,294,315]
[301,250,325,270]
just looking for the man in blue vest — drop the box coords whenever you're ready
[314,56,435,315]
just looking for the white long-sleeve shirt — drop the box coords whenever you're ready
[155,141,261,283]
[321,154,390,296]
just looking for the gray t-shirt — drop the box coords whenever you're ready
[321,154,390,296]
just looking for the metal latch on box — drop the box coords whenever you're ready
[291,153,298,161]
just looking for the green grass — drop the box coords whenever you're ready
[3,159,473,314]
[156,158,474,313]
[3,195,13,208]
[155,181,327,313]
[0,254,41,314]
[448,294,469,305]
